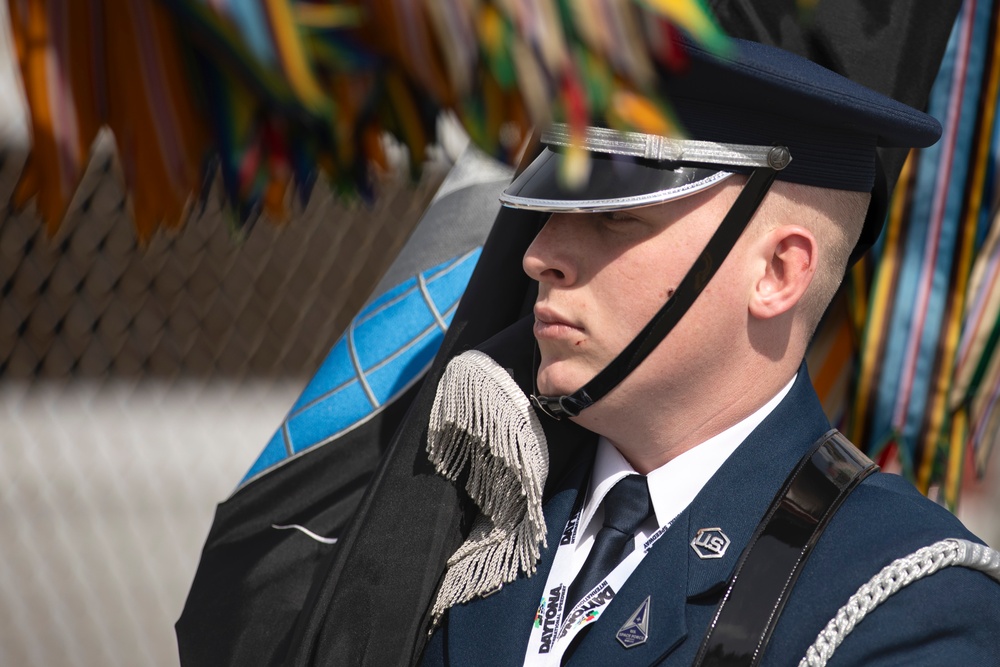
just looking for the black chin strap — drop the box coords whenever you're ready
[531,164,782,419]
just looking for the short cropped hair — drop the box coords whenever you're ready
[752,181,870,337]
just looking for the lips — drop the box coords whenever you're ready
[533,306,584,340]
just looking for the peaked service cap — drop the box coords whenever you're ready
[501,36,943,258]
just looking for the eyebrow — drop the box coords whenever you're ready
[600,210,643,222]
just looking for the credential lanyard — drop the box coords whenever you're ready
[524,508,676,665]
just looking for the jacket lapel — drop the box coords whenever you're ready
[570,509,693,665]
[444,452,592,665]
[567,367,832,665]
[686,367,832,590]
[437,317,604,665]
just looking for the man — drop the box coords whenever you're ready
[418,36,1000,665]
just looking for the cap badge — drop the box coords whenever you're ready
[690,527,731,559]
[766,145,792,170]
[616,596,651,648]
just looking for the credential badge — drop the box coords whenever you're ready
[616,596,651,648]
[690,527,730,559]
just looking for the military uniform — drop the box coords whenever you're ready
[419,33,1000,667]
[422,366,1000,665]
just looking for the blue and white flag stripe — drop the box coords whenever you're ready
[238,247,482,488]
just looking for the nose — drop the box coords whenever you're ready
[523,214,577,285]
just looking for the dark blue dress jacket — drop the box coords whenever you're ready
[422,371,1000,665]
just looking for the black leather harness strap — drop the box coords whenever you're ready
[692,430,878,667]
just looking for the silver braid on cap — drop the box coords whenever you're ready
[541,123,784,168]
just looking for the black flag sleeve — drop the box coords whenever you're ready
[176,148,512,666]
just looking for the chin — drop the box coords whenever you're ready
[535,363,587,397]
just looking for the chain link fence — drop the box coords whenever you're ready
[0,132,447,381]
[0,121,450,665]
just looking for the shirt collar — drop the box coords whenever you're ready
[579,374,797,535]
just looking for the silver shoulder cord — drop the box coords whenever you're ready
[799,538,1000,666]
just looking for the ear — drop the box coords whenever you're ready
[748,226,818,320]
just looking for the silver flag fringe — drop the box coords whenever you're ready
[427,350,549,623]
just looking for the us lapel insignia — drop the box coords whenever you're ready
[616,596,651,648]
[690,527,730,559]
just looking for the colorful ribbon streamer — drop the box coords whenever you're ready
[6,0,727,239]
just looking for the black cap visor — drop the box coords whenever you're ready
[500,147,734,212]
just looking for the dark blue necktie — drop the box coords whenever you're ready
[566,474,653,611]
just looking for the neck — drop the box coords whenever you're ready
[572,361,798,474]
